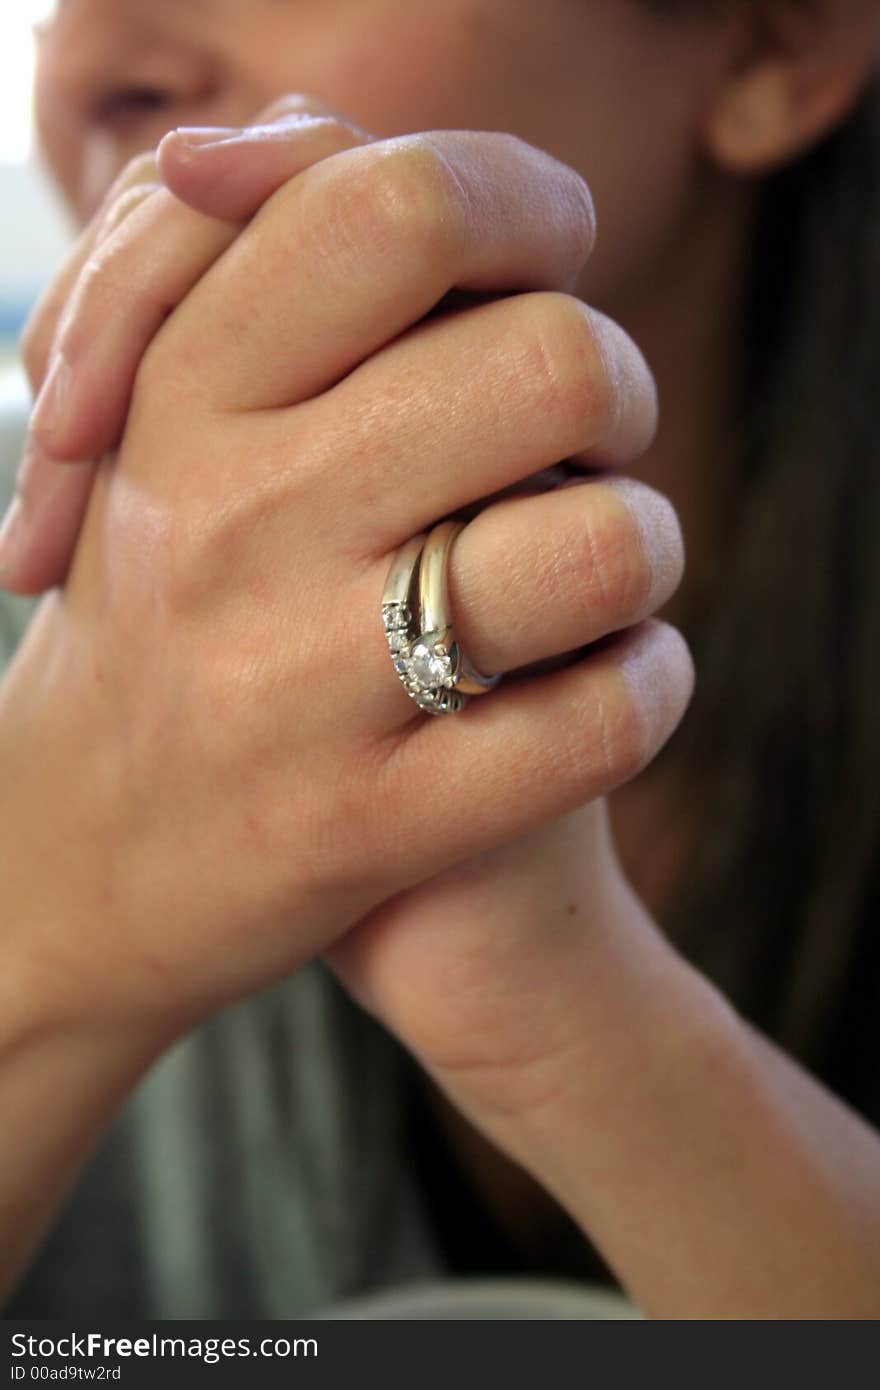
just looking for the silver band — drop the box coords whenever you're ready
[381,521,501,716]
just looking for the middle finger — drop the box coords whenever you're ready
[269,289,657,553]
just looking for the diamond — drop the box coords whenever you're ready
[382,603,411,632]
[403,634,454,692]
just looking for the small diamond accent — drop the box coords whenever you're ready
[382,603,411,632]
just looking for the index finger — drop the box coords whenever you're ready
[19,152,160,397]
[149,130,596,415]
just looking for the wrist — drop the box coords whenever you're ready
[425,871,733,1231]
[500,901,736,1218]
[507,962,880,1318]
[447,888,880,1318]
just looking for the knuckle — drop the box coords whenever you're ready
[576,491,656,619]
[142,502,238,640]
[328,137,467,269]
[482,128,536,171]
[99,183,159,241]
[58,248,124,353]
[638,484,686,601]
[18,264,77,384]
[595,479,686,617]
[526,295,618,446]
[591,620,694,788]
[591,677,651,788]
[103,151,159,209]
[492,132,597,267]
[62,225,168,361]
[566,168,598,267]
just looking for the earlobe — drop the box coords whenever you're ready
[702,61,795,173]
[698,0,880,175]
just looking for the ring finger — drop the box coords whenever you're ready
[447,476,683,679]
[359,473,682,727]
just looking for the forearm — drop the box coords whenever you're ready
[0,959,160,1303]
[450,882,880,1318]
[0,630,165,1304]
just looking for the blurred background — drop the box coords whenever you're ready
[0,2,71,381]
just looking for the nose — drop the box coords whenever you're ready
[35,0,234,214]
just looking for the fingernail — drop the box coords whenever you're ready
[31,353,71,440]
[0,496,25,583]
[173,125,245,149]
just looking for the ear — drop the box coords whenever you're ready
[700,0,880,173]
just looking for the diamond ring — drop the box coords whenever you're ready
[381,521,501,716]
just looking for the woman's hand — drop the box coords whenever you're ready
[1,121,691,1055]
[2,102,693,1254]
[7,106,879,1330]
[1,95,372,593]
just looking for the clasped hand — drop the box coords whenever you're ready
[1,97,692,1127]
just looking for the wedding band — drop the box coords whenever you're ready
[381,520,501,716]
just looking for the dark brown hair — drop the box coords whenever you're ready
[650,19,880,1118]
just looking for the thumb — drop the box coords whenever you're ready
[157,94,373,221]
